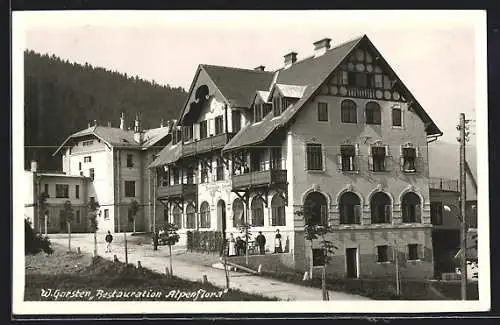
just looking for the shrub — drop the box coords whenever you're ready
[25,219,53,255]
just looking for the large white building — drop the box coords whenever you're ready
[39,114,173,233]
[149,35,443,279]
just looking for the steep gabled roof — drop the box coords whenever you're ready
[224,36,362,151]
[202,65,275,108]
[53,125,170,156]
[223,35,442,152]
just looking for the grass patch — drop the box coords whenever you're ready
[430,281,479,300]
[25,244,276,301]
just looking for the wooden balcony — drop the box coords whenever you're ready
[182,132,234,157]
[157,183,198,199]
[429,177,459,192]
[232,169,287,190]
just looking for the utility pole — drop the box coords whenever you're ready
[394,240,400,296]
[458,113,468,300]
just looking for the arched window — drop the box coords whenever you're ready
[401,192,421,223]
[232,198,244,227]
[200,201,211,228]
[185,204,195,229]
[303,192,328,226]
[370,192,391,224]
[341,100,357,124]
[251,196,265,226]
[271,195,286,226]
[173,205,183,229]
[339,192,361,224]
[365,102,381,125]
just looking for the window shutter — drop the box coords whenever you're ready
[304,145,308,171]
[415,204,422,223]
[355,144,360,156]
[384,205,392,223]
[388,246,395,262]
[385,145,390,156]
[400,156,405,172]
[368,155,374,171]
[418,244,424,260]
[322,146,326,172]
[337,154,343,171]
[375,246,379,262]
[354,205,361,224]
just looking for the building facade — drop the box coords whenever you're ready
[150,35,443,279]
[48,114,171,234]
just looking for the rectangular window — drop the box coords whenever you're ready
[340,145,356,171]
[82,140,94,146]
[214,115,224,135]
[271,147,282,170]
[182,125,193,142]
[44,184,49,195]
[408,244,419,261]
[186,166,195,184]
[200,162,209,184]
[75,185,80,199]
[355,72,368,88]
[254,104,262,122]
[281,97,298,113]
[312,248,326,266]
[84,156,91,163]
[199,120,208,139]
[216,158,224,181]
[431,202,443,225]
[251,150,261,172]
[347,71,356,86]
[377,245,389,262]
[271,206,286,226]
[340,71,349,85]
[172,167,179,185]
[318,102,328,121]
[126,154,133,168]
[383,75,392,90]
[232,110,241,133]
[392,108,402,126]
[273,97,281,117]
[55,184,69,198]
[402,147,416,173]
[124,181,135,197]
[371,146,386,172]
[373,74,383,88]
[78,162,82,171]
[75,210,81,224]
[104,209,109,220]
[89,168,95,181]
[263,103,272,117]
[306,144,323,171]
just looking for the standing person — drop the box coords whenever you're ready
[274,229,282,254]
[256,231,266,255]
[105,231,113,253]
[152,231,159,251]
[228,233,236,256]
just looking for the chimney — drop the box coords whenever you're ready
[313,38,331,57]
[284,52,297,69]
[254,65,265,71]
[88,121,92,128]
[94,120,97,127]
[107,121,111,127]
[133,113,144,144]
[160,118,164,128]
[120,112,125,130]
[30,160,37,172]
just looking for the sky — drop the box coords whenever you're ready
[16,10,486,144]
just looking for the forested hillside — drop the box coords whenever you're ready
[24,50,187,171]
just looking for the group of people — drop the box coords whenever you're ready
[227,229,284,256]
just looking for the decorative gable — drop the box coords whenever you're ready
[318,46,407,103]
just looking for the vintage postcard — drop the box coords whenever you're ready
[12,10,490,316]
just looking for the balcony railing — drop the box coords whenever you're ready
[157,183,198,199]
[232,169,287,190]
[182,132,234,157]
[429,177,459,192]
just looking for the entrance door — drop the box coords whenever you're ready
[217,200,226,239]
[346,248,358,278]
